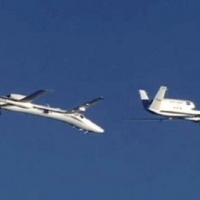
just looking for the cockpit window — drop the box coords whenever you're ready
[186,101,191,105]
[74,113,84,119]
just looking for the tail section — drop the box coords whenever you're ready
[149,86,167,111]
[139,90,151,110]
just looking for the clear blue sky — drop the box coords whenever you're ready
[0,0,200,199]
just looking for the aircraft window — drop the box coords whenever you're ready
[80,115,84,119]
[43,109,49,114]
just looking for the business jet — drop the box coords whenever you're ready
[0,90,104,133]
[137,86,200,123]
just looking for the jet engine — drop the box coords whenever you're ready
[7,94,26,101]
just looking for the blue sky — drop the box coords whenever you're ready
[0,0,200,199]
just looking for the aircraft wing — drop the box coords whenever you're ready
[33,105,67,113]
[32,97,104,114]
[69,97,104,113]
[19,90,51,103]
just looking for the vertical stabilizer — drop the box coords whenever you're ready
[139,90,151,110]
[149,86,167,111]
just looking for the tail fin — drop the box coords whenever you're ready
[139,90,151,110]
[149,86,167,111]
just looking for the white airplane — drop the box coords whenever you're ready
[0,90,104,133]
[138,86,200,122]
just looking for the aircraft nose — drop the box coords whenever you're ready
[96,126,104,133]
[92,124,104,133]
[87,119,104,133]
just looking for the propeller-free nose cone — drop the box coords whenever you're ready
[86,119,104,133]
[90,123,104,133]
[97,127,104,133]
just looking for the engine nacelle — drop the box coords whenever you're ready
[8,94,26,100]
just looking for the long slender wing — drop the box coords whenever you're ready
[31,97,104,114]
[33,105,67,113]
[70,97,104,113]
[19,90,51,103]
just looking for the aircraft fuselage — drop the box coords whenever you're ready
[149,98,200,118]
[1,103,104,133]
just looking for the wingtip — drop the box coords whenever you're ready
[42,89,54,93]
[96,96,104,101]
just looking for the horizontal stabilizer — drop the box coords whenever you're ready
[139,90,149,100]
[139,90,150,110]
